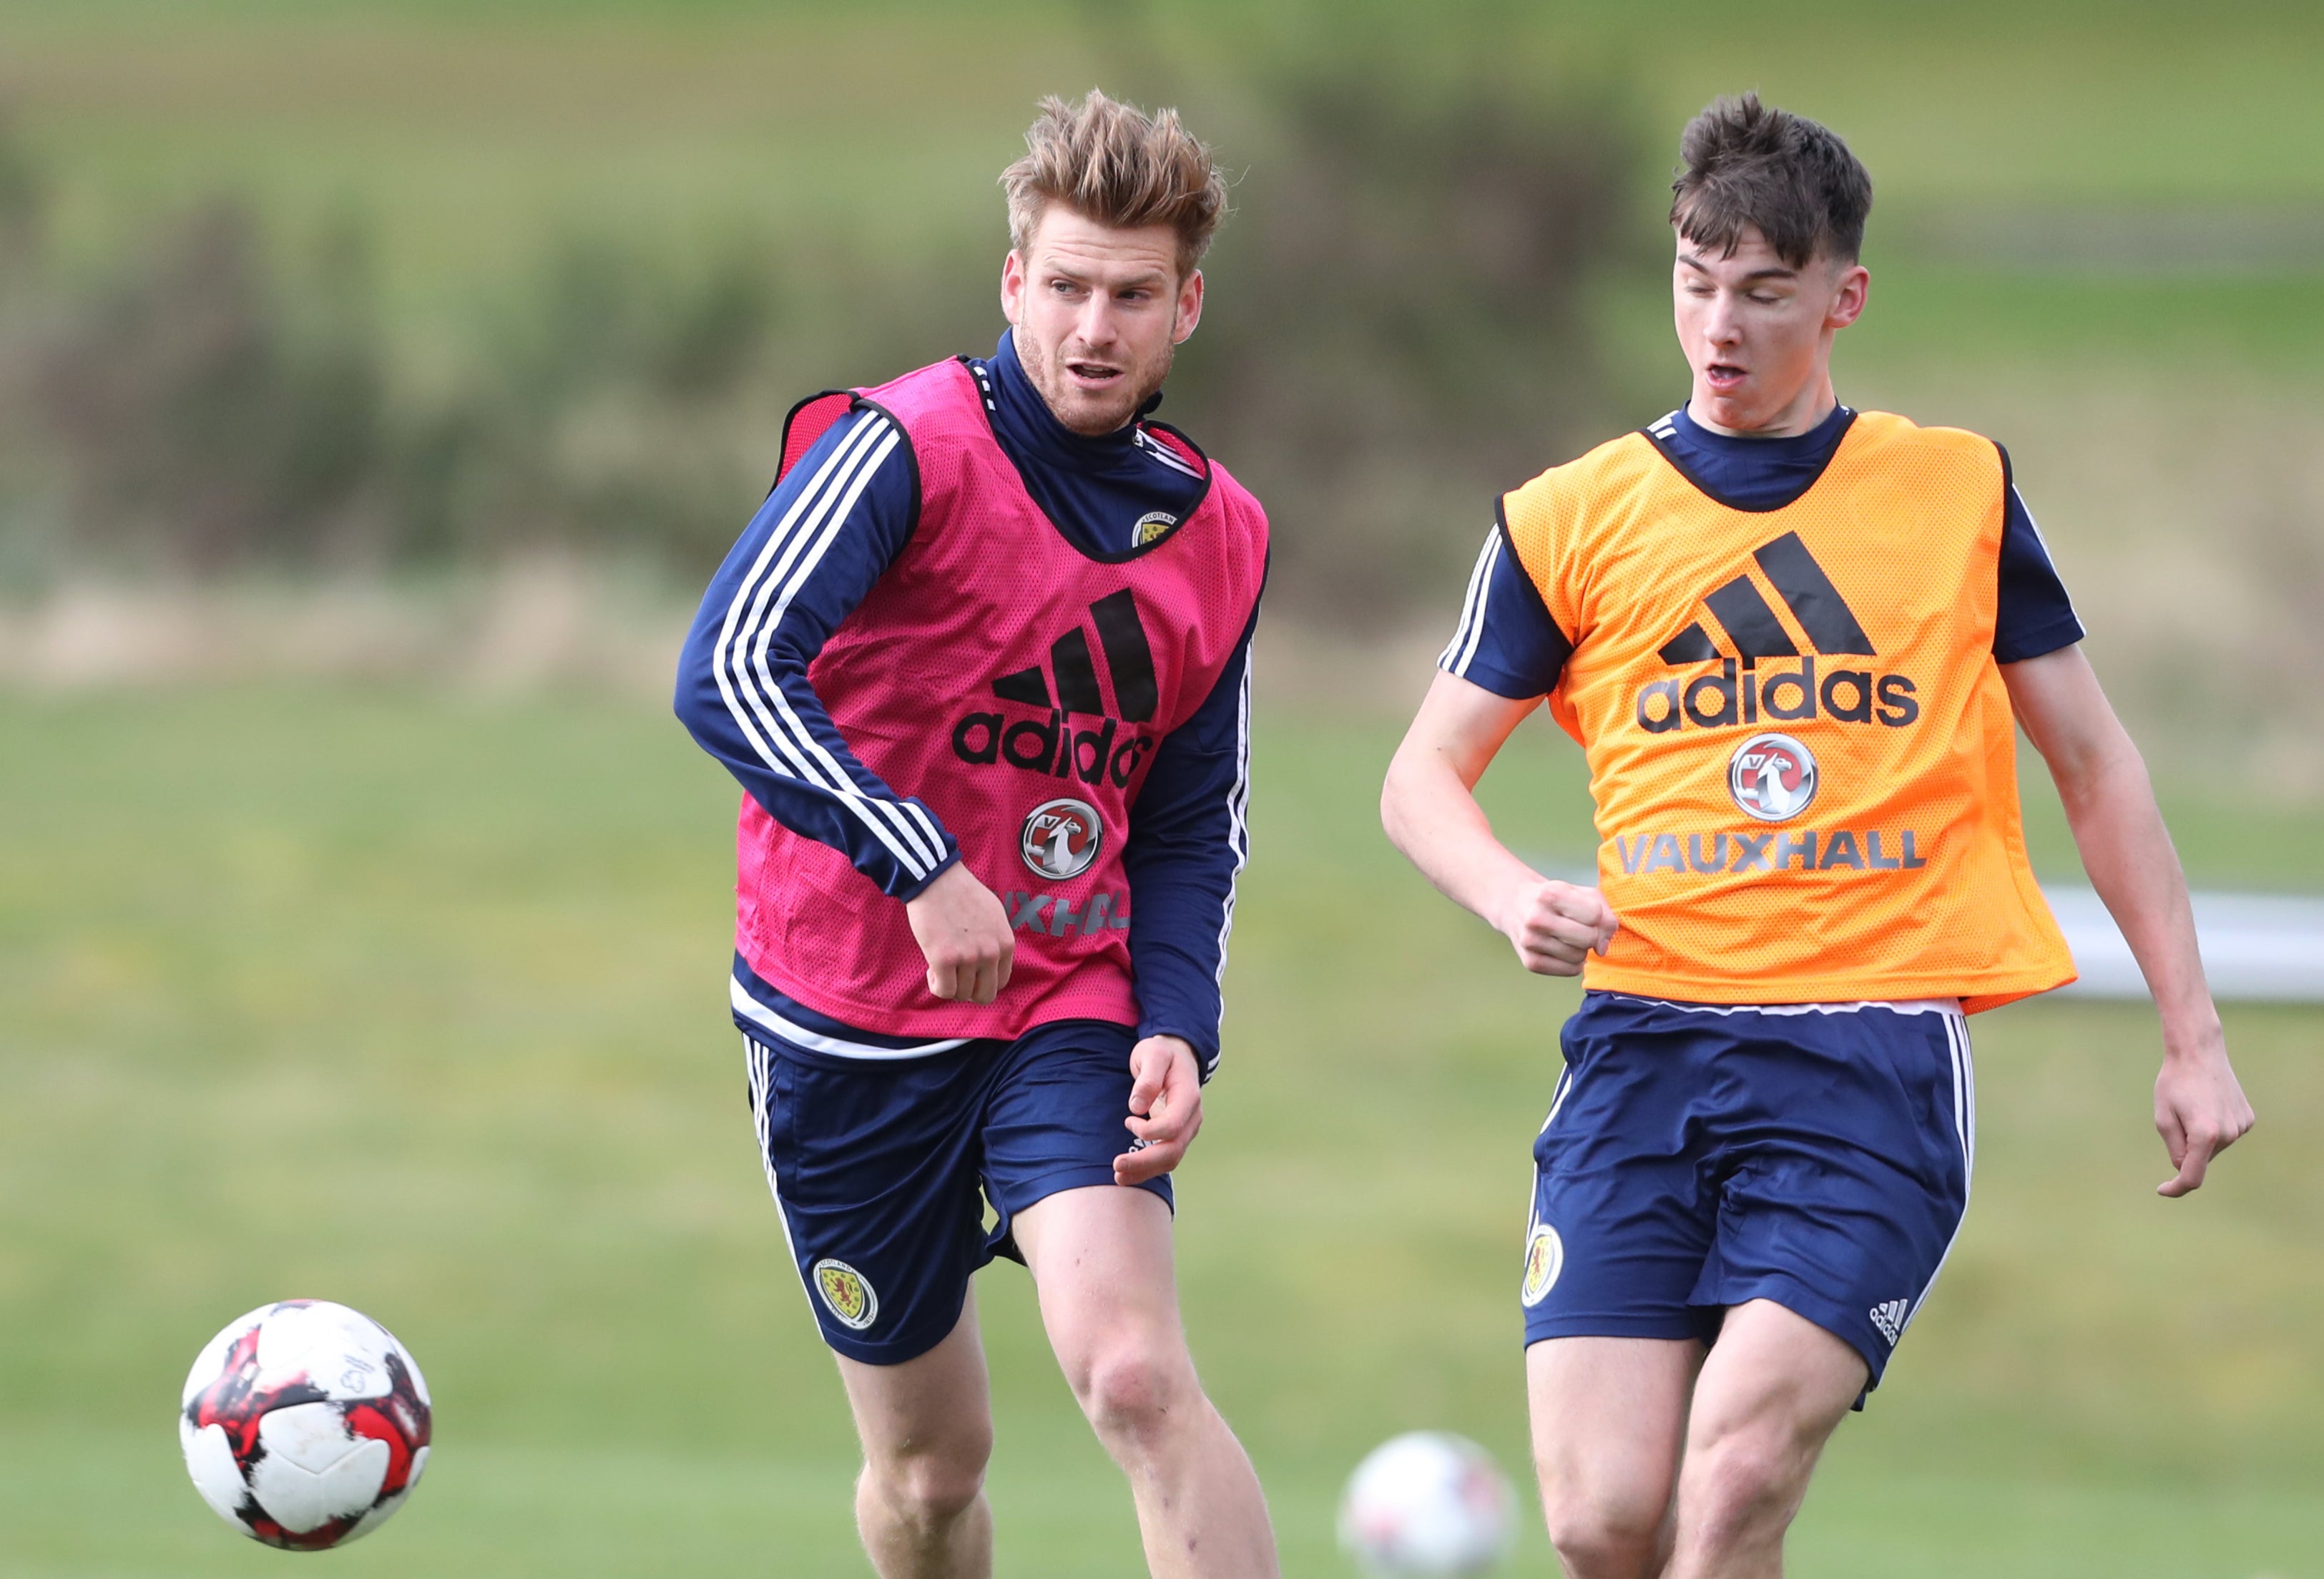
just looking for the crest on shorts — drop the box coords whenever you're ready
[1520,1222,1565,1307]
[812,1258,879,1331]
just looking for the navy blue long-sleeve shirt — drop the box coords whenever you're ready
[676,331,1252,1068]
[1441,403,2084,698]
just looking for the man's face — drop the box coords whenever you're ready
[1001,205,1203,436]
[1672,223,1867,436]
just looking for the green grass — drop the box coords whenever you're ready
[1,685,2320,1575]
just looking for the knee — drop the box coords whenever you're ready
[863,1434,991,1531]
[1539,1477,1668,1578]
[1071,1340,1195,1445]
[1679,1425,1805,1544]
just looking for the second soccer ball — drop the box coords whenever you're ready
[1337,1429,1516,1577]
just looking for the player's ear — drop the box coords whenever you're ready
[1827,260,1869,330]
[1172,268,1204,345]
[1001,249,1026,326]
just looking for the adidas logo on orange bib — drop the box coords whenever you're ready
[1633,531,1919,735]
[951,590,1162,788]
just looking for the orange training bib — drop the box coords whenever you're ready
[1501,411,2074,1012]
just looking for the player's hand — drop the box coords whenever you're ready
[903,862,1014,1004]
[1116,1035,1203,1186]
[2153,1029,2254,1198]
[1495,877,1619,977]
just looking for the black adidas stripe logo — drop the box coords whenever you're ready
[989,589,1159,722]
[953,591,1162,787]
[1630,530,1918,734]
[1657,532,1874,665]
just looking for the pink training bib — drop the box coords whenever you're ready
[735,358,1268,1038]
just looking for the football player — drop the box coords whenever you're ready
[676,92,1275,1578]
[1382,93,2252,1579]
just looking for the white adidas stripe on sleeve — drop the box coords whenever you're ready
[1202,640,1255,1073]
[711,413,941,880]
[741,420,946,870]
[1438,529,1501,678]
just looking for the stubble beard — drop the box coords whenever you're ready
[1018,324,1175,437]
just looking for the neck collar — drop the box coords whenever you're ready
[1642,400,1860,514]
[1671,399,1853,456]
[984,331,1164,473]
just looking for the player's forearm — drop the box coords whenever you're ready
[1120,622,1255,1075]
[674,411,961,895]
[1123,872,1235,1073]
[674,627,958,896]
[1119,886,1235,1070]
[1381,743,1540,933]
[2054,739,2220,1052]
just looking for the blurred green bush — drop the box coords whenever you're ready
[24,201,387,570]
[1170,52,1650,615]
[0,166,803,577]
[0,49,1650,613]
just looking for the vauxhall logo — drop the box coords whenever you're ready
[1634,531,1921,734]
[953,588,1160,788]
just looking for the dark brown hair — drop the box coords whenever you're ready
[1670,93,1872,268]
[1001,89,1230,278]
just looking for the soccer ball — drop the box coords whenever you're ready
[1337,1430,1516,1577]
[179,1299,432,1550]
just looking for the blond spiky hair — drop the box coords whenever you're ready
[1000,89,1229,277]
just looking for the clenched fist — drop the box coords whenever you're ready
[903,862,1014,1004]
[1496,878,1619,977]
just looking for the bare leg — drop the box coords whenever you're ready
[1662,1300,1867,1579]
[833,1293,996,1579]
[1527,1336,1702,1579]
[1012,1185,1278,1578]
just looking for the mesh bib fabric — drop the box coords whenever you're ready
[1503,411,2074,1012]
[736,359,1269,1036]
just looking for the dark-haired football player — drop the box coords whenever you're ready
[1383,93,2252,1579]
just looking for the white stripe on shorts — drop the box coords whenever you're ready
[743,1035,812,1299]
[1903,1010,1974,1334]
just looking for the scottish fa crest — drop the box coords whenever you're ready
[1520,1223,1564,1307]
[812,1259,879,1331]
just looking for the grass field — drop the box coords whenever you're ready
[2,681,2320,1576]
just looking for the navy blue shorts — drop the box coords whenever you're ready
[742,1019,1169,1365]
[1523,992,1974,1394]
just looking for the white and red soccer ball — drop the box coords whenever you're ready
[1338,1430,1516,1577]
[180,1299,431,1550]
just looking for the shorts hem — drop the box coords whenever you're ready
[808,1289,971,1368]
[988,1163,1173,1221]
[1695,1274,1890,1389]
[1522,1311,1713,1349]
[985,1165,1174,1268]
